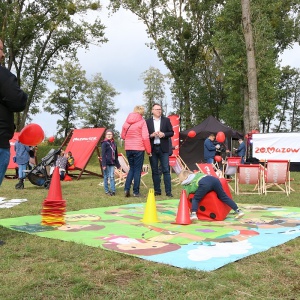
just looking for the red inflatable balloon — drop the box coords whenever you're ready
[18,123,45,146]
[187,130,196,138]
[48,136,55,143]
[214,155,222,162]
[216,131,225,143]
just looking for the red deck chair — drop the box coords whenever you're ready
[62,128,105,180]
[235,164,263,195]
[169,155,190,185]
[195,163,221,178]
[262,160,291,195]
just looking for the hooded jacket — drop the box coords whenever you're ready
[101,138,120,168]
[0,66,27,148]
[121,112,151,154]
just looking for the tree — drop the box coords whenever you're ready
[272,67,300,132]
[44,61,88,138]
[0,0,107,130]
[80,73,120,133]
[140,67,166,119]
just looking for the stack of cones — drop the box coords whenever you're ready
[41,167,66,226]
[174,190,191,225]
[142,189,159,223]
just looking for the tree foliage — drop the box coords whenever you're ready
[44,61,88,138]
[140,67,166,119]
[0,0,107,131]
[80,73,120,134]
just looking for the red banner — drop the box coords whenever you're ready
[168,115,180,156]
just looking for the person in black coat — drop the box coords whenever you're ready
[146,103,174,197]
[0,39,27,187]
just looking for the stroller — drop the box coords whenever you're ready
[27,148,61,189]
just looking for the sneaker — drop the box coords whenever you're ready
[166,193,173,197]
[235,209,245,219]
[154,191,161,196]
[190,212,198,221]
[110,192,115,196]
[124,190,130,197]
[133,193,142,197]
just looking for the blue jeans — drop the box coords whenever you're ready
[0,148,10,186]
[125,150,144,195]
[191,175,238,212]
[149,145,172,195]
[18,164,27,179]
[103,165,116,193]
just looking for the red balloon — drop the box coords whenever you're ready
[48,136,55,143]
[187,130,196,138]
[216,131,225,143]
[18,123,45,146]
[214,155,222,162]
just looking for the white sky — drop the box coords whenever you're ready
[33,6,300,137]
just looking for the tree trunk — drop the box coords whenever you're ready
[241,0,259,131]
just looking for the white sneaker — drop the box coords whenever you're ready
[235,209,245,219]
[190,212,198,221]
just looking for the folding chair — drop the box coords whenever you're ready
[235,164,263,195]
[169,155,190,185]
[262,160,291,195]
[118,153,148,188]
[195,163,223,178]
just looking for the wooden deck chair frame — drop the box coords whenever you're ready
[169,155,190,185]
[117,153,148,188]
[262,159,291,195]
[235,164,263,195]
[61,128,105,180]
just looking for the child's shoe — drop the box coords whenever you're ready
[110,192,115,196]
[234,209,245,219]
[190,212,198,221]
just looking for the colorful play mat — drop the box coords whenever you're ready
[0,200,299,271]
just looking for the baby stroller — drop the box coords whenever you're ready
[27,148,61,189]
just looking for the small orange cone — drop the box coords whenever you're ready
[46,167,62,201]
[142,189,159,223]
[175,190,191,225]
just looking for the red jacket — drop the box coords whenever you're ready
[121,112,151,154]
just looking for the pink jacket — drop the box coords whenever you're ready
[121,112,151,154]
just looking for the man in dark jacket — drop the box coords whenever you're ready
[146,103,174,197]
[0,39,28,187]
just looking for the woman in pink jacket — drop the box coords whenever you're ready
[121,105,151,197]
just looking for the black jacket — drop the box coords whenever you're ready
[146,116,174,153]
[0,66,27,148]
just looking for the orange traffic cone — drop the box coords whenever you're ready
[142,189,159,223]
[175,190,191,225]
[46,167,62,201]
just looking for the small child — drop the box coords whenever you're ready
[66,151,74,168]
[101,129,120,196]
[178,170,244,221]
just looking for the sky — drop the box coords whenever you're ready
[33,6,300,137]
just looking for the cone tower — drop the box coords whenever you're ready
[41,167,66,226]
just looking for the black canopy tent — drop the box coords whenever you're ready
[179,116,244,170]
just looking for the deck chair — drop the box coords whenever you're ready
[262,160,291,195]
[235,164,263,195]
[169,155,190,185]
[61,128,105,180]
[223,157,242,178]
[195,163,222,178]
[117,153,148,188]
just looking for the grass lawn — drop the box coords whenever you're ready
[0,145,299,299]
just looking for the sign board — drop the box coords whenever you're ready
[252,132,300,162]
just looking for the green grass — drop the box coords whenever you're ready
[0,145,299,299]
